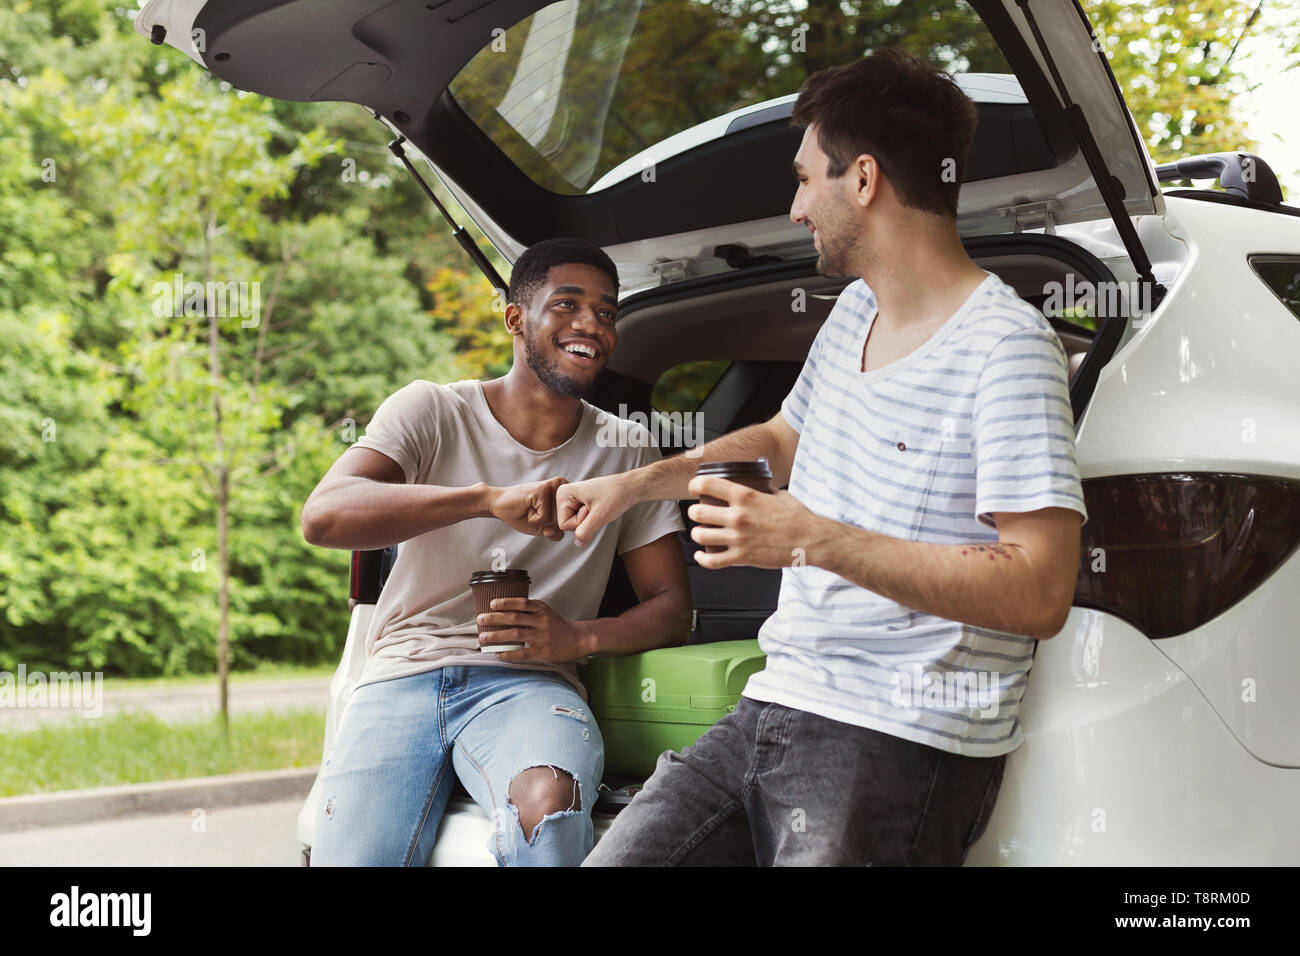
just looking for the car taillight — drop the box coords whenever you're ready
[350,550,383,605]
[1075,474,1300,639]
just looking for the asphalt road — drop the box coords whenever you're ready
[0,677,331,731]
[0,678,327,866]
[0,798,305,866]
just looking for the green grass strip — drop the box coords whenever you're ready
[102,662,335,692]
[0,708,325,797]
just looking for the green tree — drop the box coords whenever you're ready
[67,67,336,722]
[426,266,513,380]
[1085,1,1300,161]
[0,1,485,693]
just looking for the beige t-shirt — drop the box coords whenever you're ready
[349,379,685,697]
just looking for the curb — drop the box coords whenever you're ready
[0,767,319,834]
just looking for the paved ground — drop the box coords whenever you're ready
[0,677,330,731]
[0,798,305,866]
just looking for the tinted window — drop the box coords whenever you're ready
[1250,256,1300,321]
[448,0,1009,195]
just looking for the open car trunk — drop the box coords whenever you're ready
[137,0,1166,300]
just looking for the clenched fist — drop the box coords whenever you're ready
[556,472,638,546]
[489,477,568,540]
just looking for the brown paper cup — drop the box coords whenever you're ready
[470,570,530,652]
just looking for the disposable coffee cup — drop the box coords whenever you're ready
[695,459,774,554]
[470,569,530,653]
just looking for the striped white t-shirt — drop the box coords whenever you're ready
[742,272,1087,757]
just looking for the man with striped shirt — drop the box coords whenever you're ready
[562,50,1087,866]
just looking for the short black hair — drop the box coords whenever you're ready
[791,49,978,218]
[507,237,620,310]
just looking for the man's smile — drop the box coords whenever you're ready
[557,337,602,367]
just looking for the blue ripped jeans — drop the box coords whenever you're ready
[310,665,603,867]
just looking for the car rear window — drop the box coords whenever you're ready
[448,0,1011,195]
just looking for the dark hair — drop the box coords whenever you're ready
[791,49,978,218]
[507,237,620,310]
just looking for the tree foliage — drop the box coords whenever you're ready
[1,3,464,678]
[1088,0,1300,160]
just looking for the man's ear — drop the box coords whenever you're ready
[853,154,879,208]
[504,302,524,336]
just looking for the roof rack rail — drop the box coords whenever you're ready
[1155,151,1284,207]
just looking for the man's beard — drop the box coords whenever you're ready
[523,326,592,399]
[813,207,868,278]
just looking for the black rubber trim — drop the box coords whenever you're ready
[1016,0,1159,302]
[1163,189,1300,219]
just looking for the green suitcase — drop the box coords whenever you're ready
[579,639,766,779]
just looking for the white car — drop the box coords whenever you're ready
[135,0,1300,865]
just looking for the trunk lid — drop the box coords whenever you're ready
[135,0,1163,295]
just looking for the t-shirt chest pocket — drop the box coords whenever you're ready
[874,415,960,540]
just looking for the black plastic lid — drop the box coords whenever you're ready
[696,459,772,479]
[469,569,531,585]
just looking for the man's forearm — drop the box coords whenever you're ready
[576,589,692,658]
[806,515,1073,639]
[632,421,786,503]
[302,478,492,551]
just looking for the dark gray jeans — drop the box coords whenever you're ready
[583,696,1005,866]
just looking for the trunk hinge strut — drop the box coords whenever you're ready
[382,128,508,295]
[1015,0,1167,315]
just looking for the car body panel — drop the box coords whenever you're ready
[1154,547,1300,769]
[1074,197,1300,482]
[295,601,371,852]
[965,597,1300,865]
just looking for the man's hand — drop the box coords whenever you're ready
[477,598,591,663]
[488,477,568,540]
[686,476,820,570]
[556,473,639,546]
